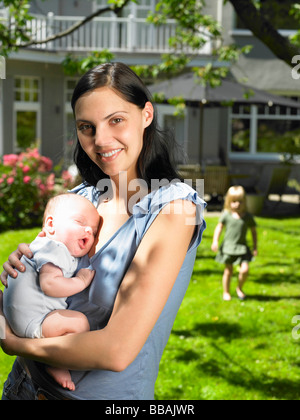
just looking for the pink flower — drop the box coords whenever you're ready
[34,177,42,187]
[22,165,30,174]
[28,148,40,159]
[39,156,53,172]
[0,178,4,184]
[3,154,19,167]
[38,184,46,194]
[46,173,55,191]
[7,177,14,185]
[23,176,31,184]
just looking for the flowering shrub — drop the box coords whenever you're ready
[0,148,74,231]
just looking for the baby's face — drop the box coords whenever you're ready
[51,199,100,257]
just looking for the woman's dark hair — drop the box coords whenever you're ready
[71,62,181,187]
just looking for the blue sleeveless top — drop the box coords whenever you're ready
[26,181,206,400]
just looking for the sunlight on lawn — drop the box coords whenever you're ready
[1,218,300,400]
[0,228,40,391]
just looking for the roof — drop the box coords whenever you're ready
[148,73,300,108]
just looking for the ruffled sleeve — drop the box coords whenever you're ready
[70,183,100,207]
[132,182,206,251]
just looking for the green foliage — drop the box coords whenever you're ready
[0,149,74,232]
[289,4,300,47]
[63,50,115,76]
[0,0,33,56]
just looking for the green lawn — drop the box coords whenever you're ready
[1,216,300,400]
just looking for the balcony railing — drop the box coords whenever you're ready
[0,10,212,55]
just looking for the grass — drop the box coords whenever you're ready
[1,216,300,400]
[0,227,40,390]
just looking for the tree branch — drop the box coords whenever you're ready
[18,0,132,48]
[229,0,299,67]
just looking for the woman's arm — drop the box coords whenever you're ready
[1,200,197,372]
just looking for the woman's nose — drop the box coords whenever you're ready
[94,125,112,147]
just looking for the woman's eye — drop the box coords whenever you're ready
[111,117,123,125]
[78,124,95,135]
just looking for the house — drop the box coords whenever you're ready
[0,0,299,190]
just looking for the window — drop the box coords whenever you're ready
[229,103,300,159]
[14,77,40,103]
[14,77,41,150]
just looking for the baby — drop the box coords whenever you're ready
[3,193,100,391]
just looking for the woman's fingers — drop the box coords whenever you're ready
[0,269,9,287]
[16,243,33,260]
[0,243,32,286]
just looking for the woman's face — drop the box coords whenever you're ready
[74,87,153,181]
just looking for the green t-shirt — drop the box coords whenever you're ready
[219,211,256,256]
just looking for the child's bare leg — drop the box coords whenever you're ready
[236,262,249,299]
[222,264,233,301]
[42,309,90,391]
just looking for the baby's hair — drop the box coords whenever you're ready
[42,193,95,227]
[224,185,247,213]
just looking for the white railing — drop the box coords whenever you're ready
[0,10,212,55]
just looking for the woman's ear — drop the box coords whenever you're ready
[43,215,55,235]
[143,102,154,128]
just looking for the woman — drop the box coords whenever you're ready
[0,63,206,400]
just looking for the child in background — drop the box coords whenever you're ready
[4,193,100,391]
[211,186,257,301]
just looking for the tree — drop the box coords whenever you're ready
[228,0,300,67]
[0,0,131,55]
[1,0,300,80]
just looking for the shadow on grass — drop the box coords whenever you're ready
[168,336,300,400]
[246,294,300,301]
[253,272,300,285]
[173,322,243,341]
[196,342,300,400]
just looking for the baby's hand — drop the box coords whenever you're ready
[77,268,96,289]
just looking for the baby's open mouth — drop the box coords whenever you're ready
[78,238,88,249]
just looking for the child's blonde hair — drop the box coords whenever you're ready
[224,185,247,213]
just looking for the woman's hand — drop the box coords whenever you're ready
[0,243,33,287]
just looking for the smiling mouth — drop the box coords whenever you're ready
[99,149,122,158]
